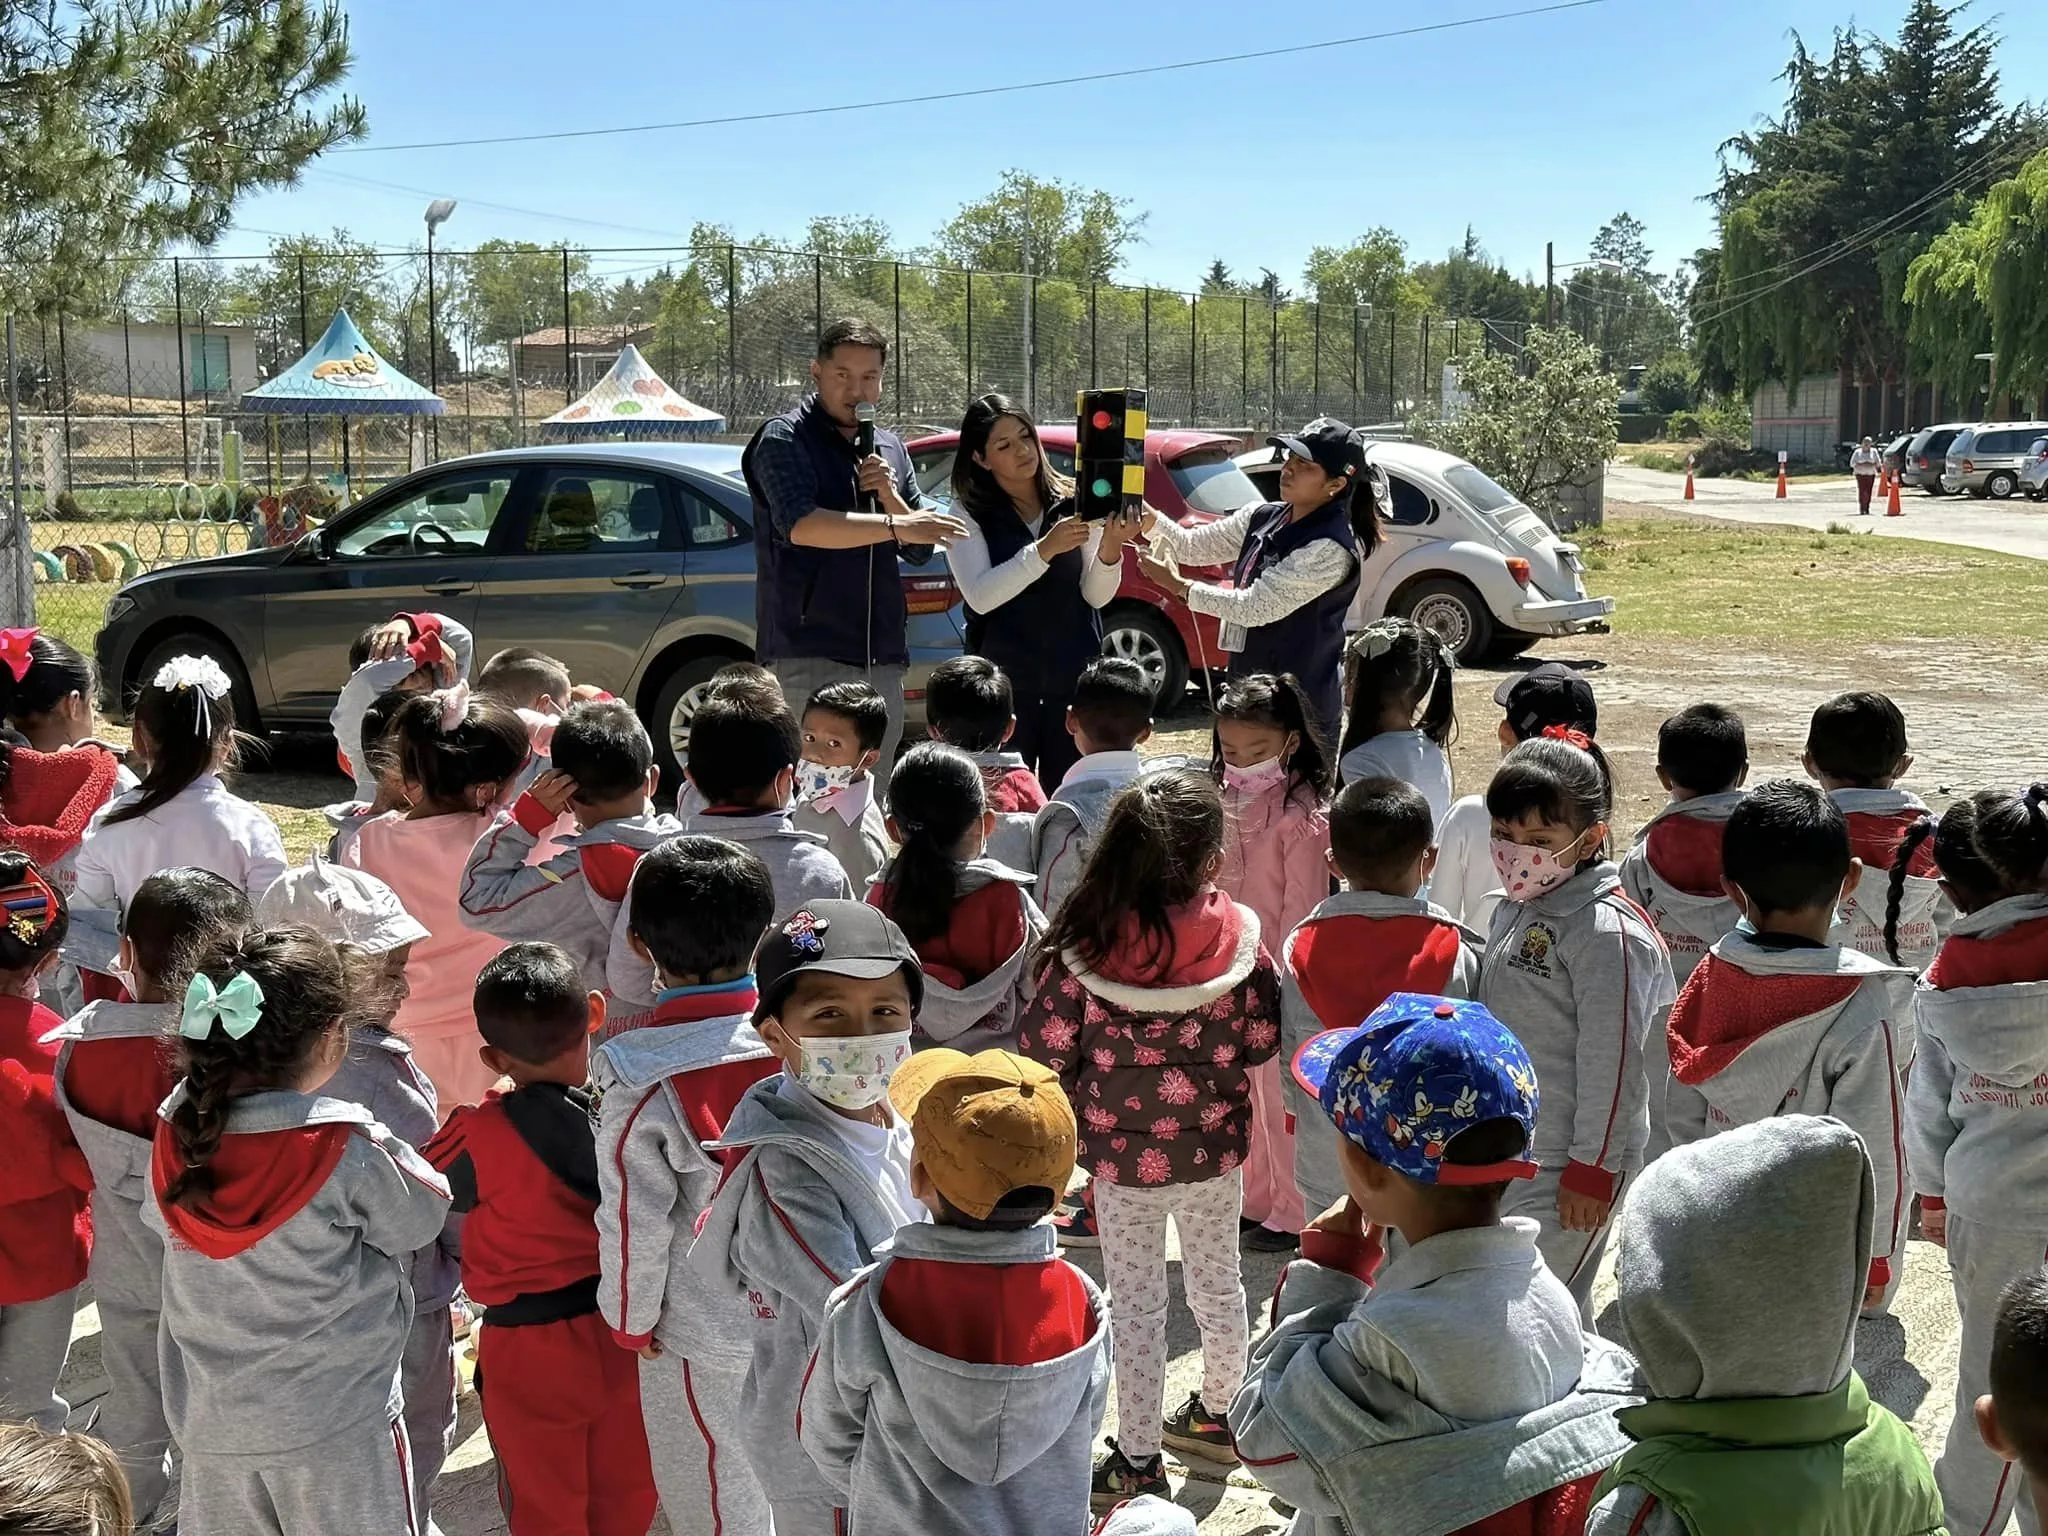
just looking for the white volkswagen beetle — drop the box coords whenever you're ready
[1235,441,1615,663]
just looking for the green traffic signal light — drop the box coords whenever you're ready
[1092,477,1113,498]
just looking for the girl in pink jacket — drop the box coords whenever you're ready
[1211,672,1332,1246]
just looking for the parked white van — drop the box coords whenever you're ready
[1235,441,1615,663]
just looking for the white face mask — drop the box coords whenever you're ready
[1222,755,1289,795]
[793,1030,913,1111]
[107,958,138,1000]
[1490,831,1590,903]
[796,760,859,801]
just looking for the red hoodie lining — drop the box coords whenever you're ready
[868,878,1026,989]
[1846,810,1939,879]
[1644,815,1729,899]
[1666,954,1862,1085]
[151,1121,352,1259]
[1094,889,1242,987]
[65,1035,178,1142]
[1293,914,1464,1033]
[877,1255,1094,1366]
[0,745,119,868]
[1927,915,2048,990]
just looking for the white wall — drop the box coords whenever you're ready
[70,323,260,403]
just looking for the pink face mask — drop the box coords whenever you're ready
[1490,831,1590,902]
[1222,756,1290,796]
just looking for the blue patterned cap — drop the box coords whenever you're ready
[1290,992,1540,1186]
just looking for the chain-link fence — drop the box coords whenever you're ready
[3,243,1530,646]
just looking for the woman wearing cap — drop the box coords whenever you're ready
[1137,418,1380,739]
[947,394,1141,787]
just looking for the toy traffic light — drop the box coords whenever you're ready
[1074,387,1146,520]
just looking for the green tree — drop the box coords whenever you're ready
[926,171,1145,282]
[1905,146,2048,407]
[1414,326,1619,521]
[453,239,597,348]
[1303,227,1428,316]
[1639,349,1695,414]
[1411,228,1539,324]
[1563,214,1683,372]
[1201,259,1238,296]
[1693,1,2035,395]
[3,0,365,314]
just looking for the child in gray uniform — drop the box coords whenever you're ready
[48,867,252,1530]
[795,680,893,891]
[1476,733,1675,1320]
[1982,1272,2048,1531]
[146,926,451,1536]
[256,858,456,1525]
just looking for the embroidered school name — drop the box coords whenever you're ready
[1959,1072,2048,1109]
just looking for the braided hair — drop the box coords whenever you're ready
[161,925,348,1210]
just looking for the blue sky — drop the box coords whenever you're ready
[227,0,2027,292]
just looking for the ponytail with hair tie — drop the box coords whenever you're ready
[1884,813,1938,965]
[1541,724,1592,751]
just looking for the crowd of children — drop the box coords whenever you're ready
[0,604,2045,1536]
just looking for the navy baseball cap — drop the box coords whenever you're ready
[1267,417,1367,483]
[1292,993,1539,1185]
[1494,662,1598,739]
[752,900,924,1023]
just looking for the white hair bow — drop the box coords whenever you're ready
[433,680,470,732]
[151,654,232,735]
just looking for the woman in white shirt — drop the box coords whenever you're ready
[1137,418,1381,742]
[1851,435,1883,514]
[946,394,1139,786]
[74,656,287,924]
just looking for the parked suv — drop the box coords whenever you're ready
[2022,436,2048,500]
[1942,422,2048,498]
[93,443,964,787]
[1901,423,1971,495]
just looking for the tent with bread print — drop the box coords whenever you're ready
[541,344,727,439]
[238,308,445,415]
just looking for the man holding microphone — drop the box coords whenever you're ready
[743,317,969,761]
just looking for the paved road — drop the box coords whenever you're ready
[1607,462,2048,563]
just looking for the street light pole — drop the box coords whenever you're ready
[1545,241,1554,329]
[423,199,457,460]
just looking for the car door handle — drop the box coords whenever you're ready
[422,580,475,596]
[610,571,669,590]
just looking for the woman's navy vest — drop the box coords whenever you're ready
[1229,498,1360,739]
[743,394,921,668]
[963,494,1103,700]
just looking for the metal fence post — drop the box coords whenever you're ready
[1268,301,1278,430]
[425,238,439,461]
[4,315,30,626]
[1312,302,1321,414]
[55,312,70,491]
[1360,309,1371,420]
[1188,293,1197,425]
[812,255,823,343]
[123,309,138,480]
[173,258,191,479]
[1419,315,1430,408]
[965,272,973,393]
[560,247,573,413]
[298,253,311,477]
[893,261,903,414]
[726,245,738,422]
[1088,282,1098,389]
[1141,288,1150,387]
[1386,310,1395,416]
[1240,297,1249,425]
[1351,307,1360,422]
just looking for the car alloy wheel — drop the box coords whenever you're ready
[666,679,715,762]
[1987,471,2017,500]
[1104,624,1167,695]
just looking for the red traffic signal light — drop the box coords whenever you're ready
[1075,387,1147,520]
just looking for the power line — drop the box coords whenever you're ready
[306,168,702,243]
[335,0,1607,154]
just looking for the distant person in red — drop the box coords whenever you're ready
[424,943,656,1536]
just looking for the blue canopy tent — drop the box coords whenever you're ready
[239,307,444,483]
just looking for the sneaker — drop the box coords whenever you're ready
[1091,1439,1169,1511]
[1242,1224,1300,1254]
[1162,1391,1239,1465]
[1053,1191,1099,1248]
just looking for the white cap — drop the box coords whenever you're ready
[256,856,430,953]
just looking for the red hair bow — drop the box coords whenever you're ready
[0,628,39,683]
[1541,724,1592,751]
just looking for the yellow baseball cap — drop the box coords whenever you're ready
[888,1048,1077,1221]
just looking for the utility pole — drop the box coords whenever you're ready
[1545,241,1555,329]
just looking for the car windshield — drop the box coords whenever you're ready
[1443,462,1523,516]
[1168,446,1262,514]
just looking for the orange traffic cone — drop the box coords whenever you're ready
[1683,458,1696,501]
[1886,472,1903,516]
[1775,461,1789,499]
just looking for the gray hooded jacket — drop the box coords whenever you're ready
[592,1004,776,1360]
[1907,891,2048,1227]
[606,807,855,1013]
[323,1024,460,1312]
[1617,791,1746,986]
[1829,787,1953,974]
[142,1089,451,1454]
[690,1076,922,1510]
[1229,1218,1639,1536]
[799,1222,1110,1536]
[794,783,892,893]
[1478,862,1677,1188]
[1583,1115,1908,1536]
[459,801,683,996]
[903,860,1045,1056]
[46,1001,175,1309]
[969,749,1040,872]
[1030,751,1144,918]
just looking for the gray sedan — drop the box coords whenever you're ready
[94,442,964,785]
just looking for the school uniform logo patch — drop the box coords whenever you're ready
[1508,922,1558,977]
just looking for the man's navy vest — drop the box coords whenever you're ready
[744,394,921,668]
[963,493,1102,701]
[1229,497,1360,740]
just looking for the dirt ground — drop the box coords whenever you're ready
[61,581,2042,1534]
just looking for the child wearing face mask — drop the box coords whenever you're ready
[689,899,928,1536]
[1212,672,1333,1252]
[795,681,893,892]
[1475,730,1675,1323]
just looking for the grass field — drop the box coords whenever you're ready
[1579,516,2048,641]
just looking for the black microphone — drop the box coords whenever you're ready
[854,401,879,514]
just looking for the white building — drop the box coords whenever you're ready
[68,321,261,405]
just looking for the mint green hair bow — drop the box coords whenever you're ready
[180,971,266,1041]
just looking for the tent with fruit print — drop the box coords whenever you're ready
[541,344,727,439]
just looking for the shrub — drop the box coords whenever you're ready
[49,490,88,522]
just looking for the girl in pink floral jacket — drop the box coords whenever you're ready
[1017,767,1281,1501]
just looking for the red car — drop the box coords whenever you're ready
[905,426,1256,706]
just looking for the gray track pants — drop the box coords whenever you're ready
[180,1415,417,1536]
[1937,1215,2048,1536]
[0,1289,75,1431]
[639,1351,767,1536]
